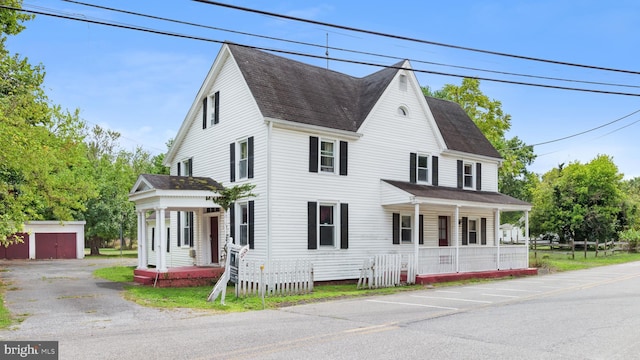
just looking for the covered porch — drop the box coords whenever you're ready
[129,174,224,278]
[381,180,533,280]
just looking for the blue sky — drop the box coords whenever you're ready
[8,0,640,178]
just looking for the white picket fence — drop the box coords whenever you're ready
[236,259,314,297]
[358,254,415,289]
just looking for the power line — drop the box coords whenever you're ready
[193,0,640,76]
[62,0,640,90]
[6,5,640,98]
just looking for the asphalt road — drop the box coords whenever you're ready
[2,258,640,359]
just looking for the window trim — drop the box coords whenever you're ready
[463,161,475,189]
[400,214,413,243]
[237,138,249,180]
[319,139,336,174]
[238,202,249,246]
[467,218,478,245]
[417,153,430,184]
[318,203,336,247]
[209,92,219,126]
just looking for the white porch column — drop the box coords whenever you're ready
[525,210,530,267]
[454,205,460,273]
[136,210,147,270]
[156,207,168,272]
[495,209,501,270]
[413,202,420,280]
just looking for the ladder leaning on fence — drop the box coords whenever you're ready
[237,259,314,297]
[358,254,415,289]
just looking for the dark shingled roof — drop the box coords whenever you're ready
[228,43,399,132]
[140,174,223,191]
[426,97,501,159]
[383,179,530,207]
[227,44,501,158]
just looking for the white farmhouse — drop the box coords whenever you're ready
[129,43,532,284]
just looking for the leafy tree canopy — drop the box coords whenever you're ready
[1,2,96,245]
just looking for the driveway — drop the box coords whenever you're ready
[0,258,204,340]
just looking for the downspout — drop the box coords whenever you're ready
[413,199,419,282]
[267,120,273,272]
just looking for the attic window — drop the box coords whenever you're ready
[398,106,408,116]
[399,74,407,91]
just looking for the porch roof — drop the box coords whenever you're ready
[381,179,531,211]
[129,174,223,211]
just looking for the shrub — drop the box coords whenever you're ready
[618,229,640,252]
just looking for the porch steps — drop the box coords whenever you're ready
[414,268,538,285]
[133,275,154,285]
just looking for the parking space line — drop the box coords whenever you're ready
[434,290,461,294]
[366,299,458,310]
[471,287,542,293]
[410,295,493,304]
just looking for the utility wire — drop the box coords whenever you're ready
[194,0,640,76]
[6,5,640,98]
[62,0,640,90]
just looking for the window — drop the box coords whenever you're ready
[320,140,335,173]
[307,202,349,250]
[401,215,412,243]
[468,219,478,244]
[463,162,474,189]
[309,137,347,175]
[417,154,429,183]
[398,106,408,116]
[319,204,335,246]
[230,137,253,182]
[239,203,248,246]
[179,158,192,176]
[182,212,193,247]
[209,91,219,126]
[238,139,248,179]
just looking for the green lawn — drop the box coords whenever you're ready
[530,249,640,271]
[84,248,137,258]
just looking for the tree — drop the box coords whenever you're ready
[211,183,256,248]
[0,2,96,245]
[423,78,537,224]
[530,155,624,256]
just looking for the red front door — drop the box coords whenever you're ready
[438,216,449,247]
[210,217,219,263]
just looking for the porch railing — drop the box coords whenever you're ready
[417,245,528,275]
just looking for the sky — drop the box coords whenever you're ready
[6,0,640,179]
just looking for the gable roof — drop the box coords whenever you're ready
[132,174,223,193]
[228,43,399,132]
[426,97,501,159]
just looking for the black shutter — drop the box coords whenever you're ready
[339,141,348,176]
[457,160,463,189]
[230,203,235,243]
[462,217,468,245]
[188,158,193,176]
[229,142,235,182]
[202,97,207,129]
[177,211,181,247]
[307,202,317,249]
[166,228,170,253]
[309,136,318,173]
[189,212,194,247]
[151,227,155,251]
[340,203,349,249]
[248,200,255,249]
[392,213,400,244]
[481,218,487,245]
[248,136,254,179]
[432,156,439,186]
[213,91,220,124]
[476,163,482,191]
[177,162,181,176]
[419,215,424,245]
[410,153,417,183]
